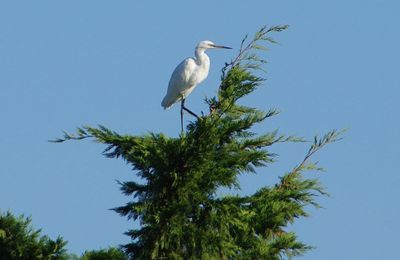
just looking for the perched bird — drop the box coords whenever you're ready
[161,40,231,132]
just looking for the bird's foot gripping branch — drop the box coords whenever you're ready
[52,25,344,259]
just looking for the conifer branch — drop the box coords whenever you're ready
[293,129,346,173]
[49,127,93,143]
[221,25,289,78]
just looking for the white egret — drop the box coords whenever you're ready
[161,40,231,132]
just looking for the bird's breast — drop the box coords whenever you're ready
[193,60,210,84]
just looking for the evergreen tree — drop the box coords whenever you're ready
[0,211,68,260]
[55,26,343,259]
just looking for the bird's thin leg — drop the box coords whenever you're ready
[181,100,184,133]
[182,105,200,119]
[180,99,199,133]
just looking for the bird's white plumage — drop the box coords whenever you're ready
[161,57,208,108]
[161,40,230,109]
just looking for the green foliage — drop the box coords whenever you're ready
[80,247,127,260]
[0,211,68,260]
[54,25,343,259]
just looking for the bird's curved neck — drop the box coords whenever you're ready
[195,48,209,65]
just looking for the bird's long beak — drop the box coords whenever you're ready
[212,44,232,49]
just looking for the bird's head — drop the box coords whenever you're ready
[196,40,232,50]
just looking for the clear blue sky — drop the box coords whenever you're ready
[1,1,399,259]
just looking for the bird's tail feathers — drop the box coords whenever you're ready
[161,97,172,109]
[161,95,180,109]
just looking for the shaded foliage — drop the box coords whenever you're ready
[80,247,127,260]
[0,211,68,260]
